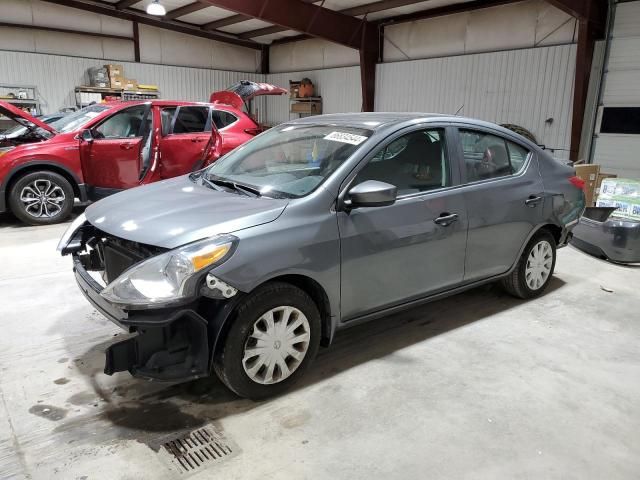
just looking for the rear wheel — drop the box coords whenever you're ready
[501,230,556,299]
[213,282,321,400]
[8,171,74,225]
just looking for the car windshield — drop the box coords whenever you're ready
[202,124,372,198]
[49,105,110,133]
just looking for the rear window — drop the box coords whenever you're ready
[212,110,238,129]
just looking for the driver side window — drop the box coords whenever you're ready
[94,105,148,139]
[354,128,449,196]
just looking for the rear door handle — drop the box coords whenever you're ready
[120,142,134,150]
[525,195,543,207]
[434,213,459,226]
[191,138,206,143]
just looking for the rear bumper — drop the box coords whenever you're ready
[73,257,210,381]
[570,212,640,264]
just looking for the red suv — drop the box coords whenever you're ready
[0,81,286,225]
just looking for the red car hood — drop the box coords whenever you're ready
[209,81,287,110]
[0,101,56,134]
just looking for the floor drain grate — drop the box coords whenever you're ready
[159,425,236,475]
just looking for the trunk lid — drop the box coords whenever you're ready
[209,81,287,110]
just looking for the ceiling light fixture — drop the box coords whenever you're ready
[146,0,166,16]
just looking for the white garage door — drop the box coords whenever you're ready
[592,0,640,178]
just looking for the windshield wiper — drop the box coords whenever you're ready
[204,175,261,197]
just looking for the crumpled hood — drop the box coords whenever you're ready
[84,176,289,249]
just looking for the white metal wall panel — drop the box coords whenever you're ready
[383,0,576,63]
[592,135,640,179]
[265,66,361,126]
[610,1,640,38]
[0,50,265,120]
[270,39,359,73]
[0,0,260,71]
[376,44,576,159]
[592,0,640,175]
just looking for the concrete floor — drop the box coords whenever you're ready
[0,210,639,480]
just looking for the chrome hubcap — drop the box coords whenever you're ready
[242,306,311,385]
[20,179,66,218]
[525,240,553,290]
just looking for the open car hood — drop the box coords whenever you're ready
[0,101,56,134]
[209,81,287,110]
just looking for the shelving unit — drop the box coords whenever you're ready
[75,86,160,108]
[0,84,41,131]
[290,96,322,119]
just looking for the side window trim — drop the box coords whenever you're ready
[338,123,461,201]
[452,124,533,186]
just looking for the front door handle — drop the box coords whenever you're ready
[191,138,206,143]
[120,142,134,150]
[434,213,459,226]
[525,195,543,207]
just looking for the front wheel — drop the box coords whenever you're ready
[501,230,557,299]
[8,171,74,225]
[213,282,321,400]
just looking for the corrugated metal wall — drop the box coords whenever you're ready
[0,50,265,121]
[376,44,577,159]
[265,66,361,125]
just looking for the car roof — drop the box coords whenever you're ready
[105,100,213,109]
[287,112,539,148]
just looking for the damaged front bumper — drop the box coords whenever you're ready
[73,256,236,382]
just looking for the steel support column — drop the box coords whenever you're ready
[570,20,597,161]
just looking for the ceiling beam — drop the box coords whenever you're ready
[115,0,138,9]
[203,0,321,32]
[0,21,133,41]
[545,0,607,34]
[199,0,372,49]
[376,0,517,26]
[40,0,263,49]
[202,13,252,30]
[164,1,210,20]
[239,0,425,39]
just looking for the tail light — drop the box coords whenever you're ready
[569,175,585,190]
[244,127,262,136]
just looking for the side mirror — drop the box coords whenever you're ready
[80,129,94,143]
[346,180,397,209]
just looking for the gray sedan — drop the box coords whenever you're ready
[58,113,585,399]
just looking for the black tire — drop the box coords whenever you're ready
[501,229,557,299]
[8,171,74,226]
[213,282,321,400]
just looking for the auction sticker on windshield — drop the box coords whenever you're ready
[323,131,368,145]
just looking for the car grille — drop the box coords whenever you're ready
[76,227,166,284]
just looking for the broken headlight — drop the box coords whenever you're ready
[100,234,237,307]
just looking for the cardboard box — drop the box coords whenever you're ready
[291,101,321,114]
[123,79,138,91]
[575,164,600,206]
[104,64,124,77]
[110,75,124,89]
